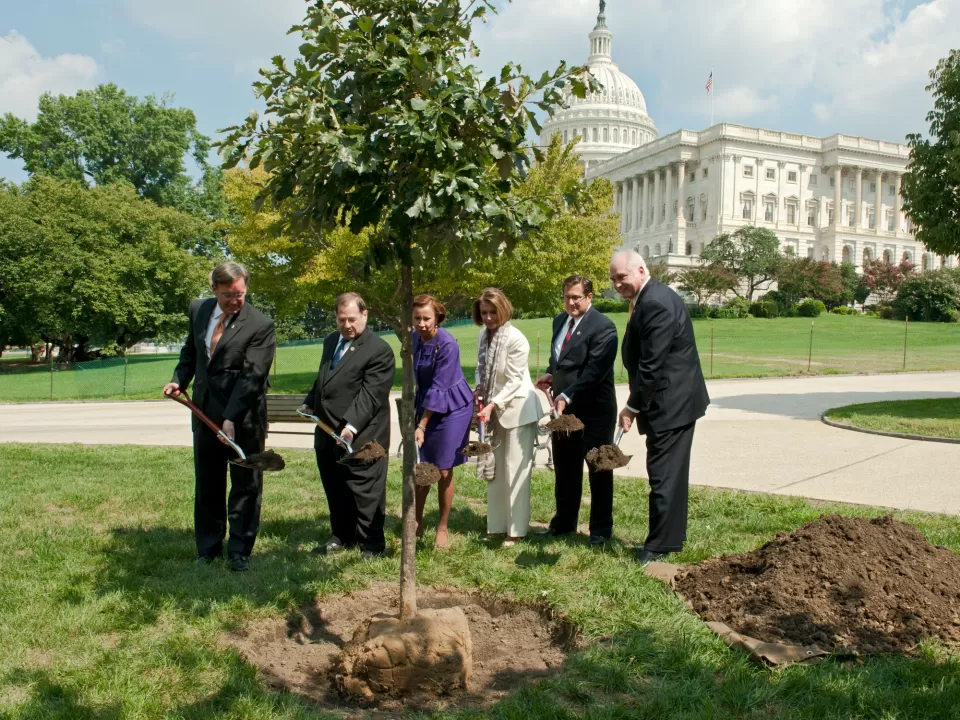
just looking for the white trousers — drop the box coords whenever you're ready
[486,422,536,537]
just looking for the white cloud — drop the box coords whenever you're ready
[0,31,100,120]
[100,39,126,55]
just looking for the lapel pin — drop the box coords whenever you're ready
[350,347,356,352]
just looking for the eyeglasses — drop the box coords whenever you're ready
[218,292,246,300]
[564,294,587,303]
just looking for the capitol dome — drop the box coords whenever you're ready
[540,3,658,169]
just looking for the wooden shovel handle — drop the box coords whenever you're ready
[167,388,223,437]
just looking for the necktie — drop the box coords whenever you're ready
[209,313,228,357]
[330,339,347,372]
[560,317,575,353]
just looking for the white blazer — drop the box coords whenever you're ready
[478,325,550,429]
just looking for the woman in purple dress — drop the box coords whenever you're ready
[413,294,473,549]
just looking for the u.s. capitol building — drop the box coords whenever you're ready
[542,5,958,273]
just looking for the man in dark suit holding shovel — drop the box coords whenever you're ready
[536,275,619,546]
[163,262,276,571]
[301,292,396,559]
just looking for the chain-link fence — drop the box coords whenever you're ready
[2,316,958,402]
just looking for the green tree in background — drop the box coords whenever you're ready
[221,0,594,620]
[701,226,783,300]
[902,50,960,257]
[0,178,208,360]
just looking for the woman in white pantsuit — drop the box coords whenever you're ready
[474,288,550,546]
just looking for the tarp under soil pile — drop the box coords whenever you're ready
[673,514,960,658]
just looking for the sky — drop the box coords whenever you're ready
[2,0,958,183]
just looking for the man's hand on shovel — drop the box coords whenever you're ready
[163,382,180,397]
[220,420,236,445]
[618,406,637,433]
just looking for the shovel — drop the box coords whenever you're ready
[414,445,441,487]
[460,398,496,458]
[296,409,385,465]
[586,424,631,472]
[167,389,285,471]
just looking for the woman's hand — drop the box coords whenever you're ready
[477,404,494,424]
[414,426,425,448]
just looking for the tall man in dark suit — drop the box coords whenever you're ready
[300,292,395,559]
[610,250,710,565]
[164,262,276,572]
[535,275,619,545]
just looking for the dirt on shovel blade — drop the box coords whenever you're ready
[344,442,387,464]
[233,449,286,472]
[461,441,494,457]
[545,414,585,434]
[415,462,442,487]
[586,445,631,471]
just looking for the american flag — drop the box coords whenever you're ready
[705,72,713,93]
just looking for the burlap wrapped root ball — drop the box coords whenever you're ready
[334,607,473,699]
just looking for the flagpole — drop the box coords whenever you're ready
[710,67,714,127]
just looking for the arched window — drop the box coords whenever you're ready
[700,194,708,221]
[563,130,568,143]
[603,127,609,143]
[592,127,599,143]
[842,246,852,264]
[613,128,619,144]
[632,130,637,145]
[654,243,662,256]
[685,242,693,256]
[883,249,893,264]
[582,128,588,140]
[862,247,873,266]
[643,245,650,258]
[921,253,930,271]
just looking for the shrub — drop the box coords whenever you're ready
[711,297,751,319]
[797,299,826,317]
[592,297,630,314]
[893,272,960,323]
[878,305,895,319]
[830,306,859,316]
[749,301,779,318]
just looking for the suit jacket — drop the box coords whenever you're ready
[303,329,396,449]
[546,307,618,423]
[622,278,710,433]
[172,298,277,437]
[477,325,550,429]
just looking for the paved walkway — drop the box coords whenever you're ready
[2,373,959,514]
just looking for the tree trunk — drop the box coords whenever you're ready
[398,263,418,622]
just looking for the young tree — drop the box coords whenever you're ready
[648,262,676,286]
[700,226,782,300]
[221,0,595,621]
[861,259,915,306]
[901,50,960,257]
[678,266,736,309]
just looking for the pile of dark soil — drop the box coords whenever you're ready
[586,445,631,471]
[222,583,578,714]
[675,514,960,655]
[461,441,494,457]
[233,449,286,472]
[545,414,584,434]
[415,462,442,487]
[346,442,387,464]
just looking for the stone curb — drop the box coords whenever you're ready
[820,414,960,445]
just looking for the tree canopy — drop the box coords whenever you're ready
[0,177,209,360]
[700,226,782,300]
[901,50,960,258]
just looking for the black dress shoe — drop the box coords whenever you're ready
[229,554,250,572]
[635,549,668,566]
[587,534,609,546]
[536,527,572,537]
[195,555,217,565]
[313,540,346,555]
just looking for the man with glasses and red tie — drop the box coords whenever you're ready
[164,262,276,572]
[536,275,619,546]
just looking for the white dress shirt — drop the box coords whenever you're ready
[553,306,591,404]
[332,334,358,437]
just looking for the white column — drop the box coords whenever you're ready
[677,161,687,221]
[875,170,884,234]
[618,182,626,235]
[627,178,636,231]
[664,164,673,225]
[776,161,785,227]
[641,174,649,230]
[855,167,863,228]
[755,159,763,219]
[653,169,661,228]
[833,165,843,228]
[797,164,806,229]
[894,173,903,234]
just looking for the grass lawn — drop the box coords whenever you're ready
[2,443,960,719]
[2,313,959,402]
[825,397,960,440]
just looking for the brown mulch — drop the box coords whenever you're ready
[414,462,442,487]
[675,514,960,655]
[233,449,286,472]
[461,441,494,457]
[545,414,584,434]
[345,442,387,464]
[585,445,631,471]
[222,583,578,715]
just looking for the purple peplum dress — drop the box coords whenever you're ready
[414,327,473,470]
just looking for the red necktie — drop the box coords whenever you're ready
[210,314,228,356]
[560,317,575,353]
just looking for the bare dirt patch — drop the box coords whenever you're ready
[460,441,494,458]
[675,514,960,656]
[545,414,584,435]
[414,462,441,487]
[586,444,631,471]
[222,582,578,715]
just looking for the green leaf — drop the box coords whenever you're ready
[357,16,374,33]
[411,98,430,111]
